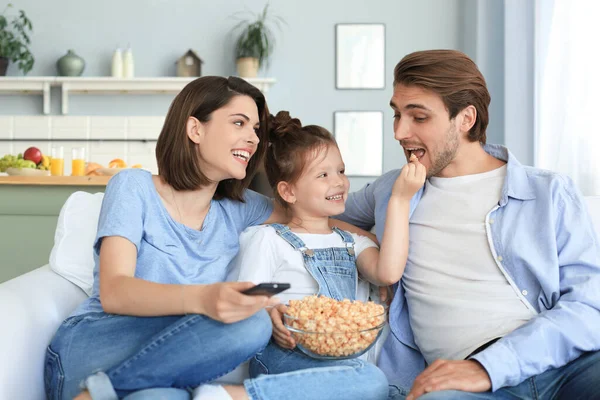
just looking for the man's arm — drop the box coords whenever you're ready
[472,177,600,390]
[334,178,378,231]
[336,170,403,231]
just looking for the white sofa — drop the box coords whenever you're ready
[1,192,599,400]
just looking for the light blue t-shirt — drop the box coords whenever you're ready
[73,168,273,316]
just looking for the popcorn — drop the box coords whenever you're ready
[284,295,386,358]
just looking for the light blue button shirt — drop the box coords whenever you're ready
[338,144,600,391]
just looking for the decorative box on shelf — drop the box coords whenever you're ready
[0,77,276,115]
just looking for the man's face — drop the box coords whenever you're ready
[390,84,464,178]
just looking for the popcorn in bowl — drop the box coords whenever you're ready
[283,295,387,360]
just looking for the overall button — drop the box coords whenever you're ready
[522,290,528,296]
[497,256,503,262]
[489,219,495,224]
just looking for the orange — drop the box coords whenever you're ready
[108,158,127,169]
[131,164,142,169]
[85,162,103,175]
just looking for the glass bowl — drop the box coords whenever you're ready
[283,299,387,360]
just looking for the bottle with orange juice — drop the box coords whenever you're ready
[71,147,86,176]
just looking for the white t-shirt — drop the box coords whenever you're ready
[230,225,378,304]
[402,165,534,364]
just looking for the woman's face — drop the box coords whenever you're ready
[195,95,261,182]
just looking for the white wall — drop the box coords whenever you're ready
[0,0,471,188]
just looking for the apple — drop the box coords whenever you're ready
[23,147,43,165]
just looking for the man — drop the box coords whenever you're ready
[338,50,600,399]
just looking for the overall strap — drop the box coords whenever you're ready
[270,224,314,256]
[331,227,356,256]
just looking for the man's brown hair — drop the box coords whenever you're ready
[155,76,269,201]
[394,50,490,144]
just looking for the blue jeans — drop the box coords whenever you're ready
[245,341,389,400]
[44,310,272,400]
[387,350,600,400]
[98,341,390,400]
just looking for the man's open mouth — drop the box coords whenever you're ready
[405,147,426,159]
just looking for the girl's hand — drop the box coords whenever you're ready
[195,282,279,324]
[269,304,296,349]
[392,154,427,201]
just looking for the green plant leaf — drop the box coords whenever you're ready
[229,2,285,69]
[0,6,34,73]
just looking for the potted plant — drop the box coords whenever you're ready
[0,4,34,76]
[231,3,284,78]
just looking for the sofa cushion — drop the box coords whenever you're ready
[49,191,104,296]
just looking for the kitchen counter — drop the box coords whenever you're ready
[0,175,110,282]
[0,175,111,186]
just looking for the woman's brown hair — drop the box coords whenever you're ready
[394,49,491,144]
[155,76,269,201]
[265,111,337,207]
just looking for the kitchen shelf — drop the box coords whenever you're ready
[0,76,277,115]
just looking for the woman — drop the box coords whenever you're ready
[44,76,285,400]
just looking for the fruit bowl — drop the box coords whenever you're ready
[283,296,387,360]
[5,167,50,177]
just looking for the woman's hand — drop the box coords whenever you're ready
[269,304,296,349]
[194,281,279,324]
[392,154,427,201]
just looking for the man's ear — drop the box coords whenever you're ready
[277,181,297,205]
[459,105,477,134]
[186,116,203,144]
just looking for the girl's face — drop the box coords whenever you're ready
[288,144,350,218]
[194,95,261,182]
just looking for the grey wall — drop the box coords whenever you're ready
[1,0,487,189]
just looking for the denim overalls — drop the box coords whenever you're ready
[249,223,364,377]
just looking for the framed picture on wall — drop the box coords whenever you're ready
[335,23,385,89]
[334,111,383,177]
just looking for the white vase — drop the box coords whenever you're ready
[236,57,259,78]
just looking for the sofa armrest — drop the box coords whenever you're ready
[0,265,87,400]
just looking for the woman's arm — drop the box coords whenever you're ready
[99,236,275,322]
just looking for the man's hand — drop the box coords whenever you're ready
[407,359,492,399]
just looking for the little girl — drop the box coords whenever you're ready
[228,111,426,399]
